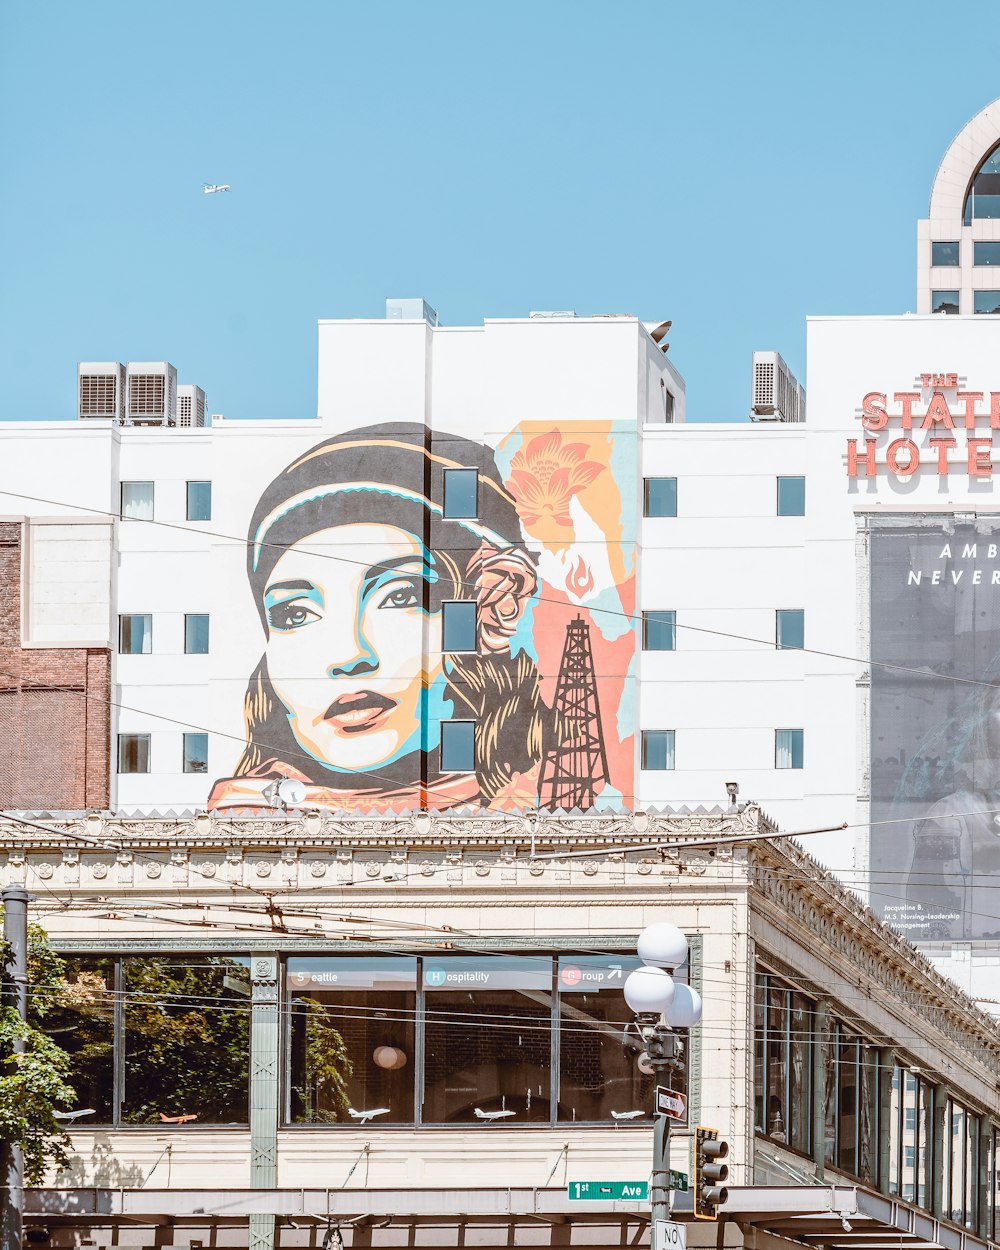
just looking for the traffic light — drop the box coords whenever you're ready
[694,1126,729,1220]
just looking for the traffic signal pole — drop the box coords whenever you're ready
[651,1107,671,1226]
[2,884,29,1250]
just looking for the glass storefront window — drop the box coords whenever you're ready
[754,972,812,1155]
[838,1032,859,1176]
[558,955,649,1123]
[422,956,553,1124]
[121,956,251,1124]
[287,957,417,1124]
[44,956,116,1123]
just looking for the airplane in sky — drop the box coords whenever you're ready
[474,1107,515,1121]
[610,1109,645,1122]
[159,1112,198,1125]
[202,183,231,194]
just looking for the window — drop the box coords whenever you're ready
[947,1100,978,1228]
[643,610,676,651]
[442,601,477,652]
[753,972,812,1154]
[182,732,209,774]
[117,733,150,774]
[443,468,478,519]
[184,613,209,654]
[43,957,116,1122]
[776,609,805,650]
[644,477,677,518]
[423,956,552,1123]
[288,957,417,1124]
[186,480,212,521]
[440,720,475,772]
[641,730,675,770]
[974,242,1000,266]
[777,476,805,516]
[975,290,1000,315]
[932,241,960,266]
[775,729,804,769]
[558,954,686,1123]
[964,143,1000,223]
[120,481,153,520]
[932,290,960,315]
[121,956,250,1124]
[119,614,152,654]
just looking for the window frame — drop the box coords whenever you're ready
[441,601,478,653]
[931,241,960,267]
[643,477,678,518]
[119,613,152,655]
[440,720,475,773]
[776,608,805,651]
[442,468,479,520]
[641,729,675,771]
[185,480,212,522]
[184,613,210,655]
[775,728,804,770]
[776,476,806,517]
[642,610,676,652]
[932,290,961,315]
[120,481,154,521]
[182,732,209,774]
[117,733,151,774]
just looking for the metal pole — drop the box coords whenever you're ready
[651,1109,671,1226]
[2,884,29,1250]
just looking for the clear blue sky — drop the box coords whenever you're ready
[1,1,995,423]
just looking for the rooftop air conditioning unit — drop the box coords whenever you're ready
[77,362,125,420]
[751,351,805,423]
[125,362,177,426]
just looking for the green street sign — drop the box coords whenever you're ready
[567,1181,648,1202]
[669,1170,689,1192]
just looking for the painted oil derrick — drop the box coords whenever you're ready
[538,615,610,810]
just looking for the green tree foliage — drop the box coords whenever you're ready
[0,913,76,1184]
[292,999,353,1122]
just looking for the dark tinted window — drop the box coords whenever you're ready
[975,290,1000,315]
[644,478,677,517]
[642,610,676,651]
[186,481,211,521]
[440,720,475,772]
[118,734,150,773]
[182,732,209,773]
[777,476,805,516]
[931,241,959,266]
[974,241,1000,266]
[443,468,478,519]
[119,614,151,654]
[964,144,1000,222]
[184,613,209,654]
[932,290,960,315]
[442,601,477,652]
[641,730,675,770]
[776,609,805,650]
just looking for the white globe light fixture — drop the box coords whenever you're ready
[637,923,689,971]
[665,982,703,1029]
[623,965,675,1015]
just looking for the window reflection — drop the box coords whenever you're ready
[287,957,416,1124]
[122,956,250,1124]
[964,145,1000,223]
[558,955,653,1123]
[422,956,552,1123]
[45,957,116,1123]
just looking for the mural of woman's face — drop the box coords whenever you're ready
[262,523,446,773]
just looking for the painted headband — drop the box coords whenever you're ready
[251,480,511,573]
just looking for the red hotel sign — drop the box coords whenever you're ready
[846,373,1000,479]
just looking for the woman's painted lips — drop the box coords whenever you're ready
[324,691,396,733]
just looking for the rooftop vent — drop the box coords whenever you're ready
[751,351,805,423]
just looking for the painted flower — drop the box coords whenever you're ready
[470,543,538,653]
[506,430,604,528]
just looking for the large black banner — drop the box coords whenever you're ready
[871,517,1000,941]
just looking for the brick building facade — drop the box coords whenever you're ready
[0,520,110,809]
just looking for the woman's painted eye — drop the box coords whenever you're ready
[268,602,320,631]
[377,580,420,610]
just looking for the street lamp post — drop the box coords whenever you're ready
[623,924,704,1230]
